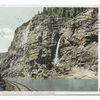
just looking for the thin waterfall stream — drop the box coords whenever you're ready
[54,38,61,65]
[22,20,32,77]
[22,21,32,59]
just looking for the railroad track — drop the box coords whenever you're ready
[9,81,21,91]
[5,80,38,91]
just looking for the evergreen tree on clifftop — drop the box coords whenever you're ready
[43,7,88,18]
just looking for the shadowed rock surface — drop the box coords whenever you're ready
[0,8,98,79]
[0,52,7,60]
[0,75,6,91]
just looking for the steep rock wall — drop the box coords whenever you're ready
[0,8,98,79]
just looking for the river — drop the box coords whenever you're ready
[4,78,98,91]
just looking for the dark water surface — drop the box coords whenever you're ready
[5,78,98,91]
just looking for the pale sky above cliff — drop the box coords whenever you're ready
[0,7,43,52]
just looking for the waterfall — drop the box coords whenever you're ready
[22,20,32,60]
[54,38,61,65]
[22,21,32,45]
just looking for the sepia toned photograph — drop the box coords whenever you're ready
[0,7,98,92]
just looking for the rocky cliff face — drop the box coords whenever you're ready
[0,8,98,79]
[0,52,7,60]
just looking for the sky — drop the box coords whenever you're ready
[0,7,43,52]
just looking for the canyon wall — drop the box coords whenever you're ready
[0,8,98,79]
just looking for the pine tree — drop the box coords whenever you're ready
[67,11,70,17]
[62,8,66,17]
[43,7,47,14]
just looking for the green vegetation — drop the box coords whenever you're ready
[42,7,88,18]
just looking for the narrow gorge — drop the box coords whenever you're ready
[0,7,98,80]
